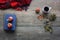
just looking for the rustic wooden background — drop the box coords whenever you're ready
[0,0,60,40]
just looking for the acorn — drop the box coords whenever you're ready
[35,8,40,14]
[37,15,43,20]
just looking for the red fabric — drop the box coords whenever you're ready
[20,0,25,5]
[18,2,22,6]
[0,0,32,10]
[0,0,7,3]
[25,0,32,4]
[20,0,32,5]
[10,2,18,7]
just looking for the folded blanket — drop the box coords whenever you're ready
[0,0,32,11]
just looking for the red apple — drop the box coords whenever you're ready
[7,23,12,28]
[8,16,13,22]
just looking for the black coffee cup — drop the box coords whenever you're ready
[44,6,49,12]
